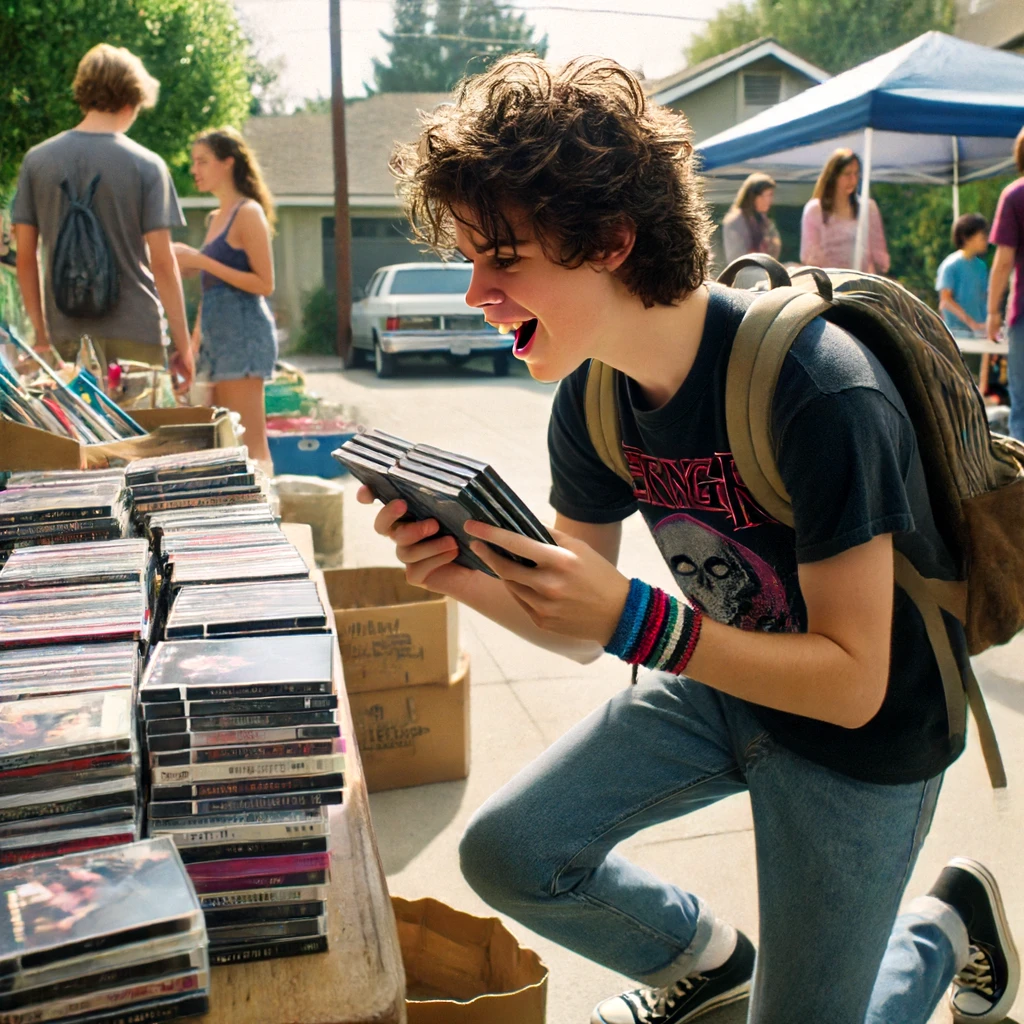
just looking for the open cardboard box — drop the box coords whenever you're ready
[324,566,459,692]
[0,407,236,472]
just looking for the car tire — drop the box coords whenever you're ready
[373,335,397,378]
[342,343,366,370]
[492,352,511,377]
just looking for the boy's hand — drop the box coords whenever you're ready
[987,310,1003,342]
[464,520,629,646]
[358,487,475,596]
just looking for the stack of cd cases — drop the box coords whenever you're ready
[141,633,342,964]
[0,540,153,649]
[0,685,140,867]
[0,473,130,568]
[0,838,209,1024]
[333,429,554,577]
[124,448,264,526]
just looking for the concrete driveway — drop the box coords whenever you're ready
[295,355,1023,1024]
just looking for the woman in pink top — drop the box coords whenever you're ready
[800,148,890,273]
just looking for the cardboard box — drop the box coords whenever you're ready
[324,567,458,692]
[349,652,470,792]
[0,407,236,472]
[393,895,548,1024]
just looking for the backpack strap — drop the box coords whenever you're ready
[725,280,1006,789]
[584,359,631,484]
[83,174,102,207]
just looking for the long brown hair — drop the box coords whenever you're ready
[194,127,277,234]
[812,148,860,222]
[731,173,776,217]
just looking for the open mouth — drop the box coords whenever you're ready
[513,319,538,356]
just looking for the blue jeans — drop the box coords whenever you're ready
[460,673,969,1023]
[1007,318,1024,441]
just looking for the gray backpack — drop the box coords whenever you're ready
[585,254,1024,789]
[52,174,120,319]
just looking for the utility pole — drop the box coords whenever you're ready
[329,0,353,362]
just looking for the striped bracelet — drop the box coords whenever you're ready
[605,579,703,675]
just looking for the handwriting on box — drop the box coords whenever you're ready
[355,704,431,752]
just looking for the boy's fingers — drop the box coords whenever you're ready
[355,485,376,505]
[391,518,440,547]
[397,534,457,564]
[469,540,535,586]
[406,548,460,586]
[372,499,409,536]
[464,520,552,562]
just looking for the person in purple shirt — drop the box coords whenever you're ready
[987,126,1024,440]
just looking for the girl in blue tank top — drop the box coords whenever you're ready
[172,126,278,465]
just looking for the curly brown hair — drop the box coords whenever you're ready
[390,53,712,308]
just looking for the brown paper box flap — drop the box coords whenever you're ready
[393,895,547,1024]
[324,566,447,610]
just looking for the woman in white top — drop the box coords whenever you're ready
[800,148,890,273]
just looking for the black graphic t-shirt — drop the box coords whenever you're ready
[549,284,967,784]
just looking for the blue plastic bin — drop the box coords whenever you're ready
[267,431,356,478]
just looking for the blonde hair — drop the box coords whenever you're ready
[73,44,159,113]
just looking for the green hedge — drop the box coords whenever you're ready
[291,284,338,356]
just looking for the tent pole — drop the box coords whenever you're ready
[853,128,874,271]
[952,135,961,222]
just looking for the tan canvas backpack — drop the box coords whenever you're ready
[585,254,1024,788]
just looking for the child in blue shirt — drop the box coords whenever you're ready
[936,213,990,335]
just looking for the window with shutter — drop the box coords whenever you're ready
[743,73,782,107]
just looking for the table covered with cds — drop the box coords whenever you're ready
[0,450,406,1024]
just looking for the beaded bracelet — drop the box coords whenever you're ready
[605,578,703,676]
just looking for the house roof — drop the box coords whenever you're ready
[646,37,829,106]
[214,92,452,208]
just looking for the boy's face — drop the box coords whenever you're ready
[965,229,989,255]
[454,206,624,383]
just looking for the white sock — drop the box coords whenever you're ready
[693,921,738,974]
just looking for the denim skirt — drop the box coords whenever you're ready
[198,286,277,381]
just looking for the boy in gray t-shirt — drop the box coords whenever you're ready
[12,43,193,391]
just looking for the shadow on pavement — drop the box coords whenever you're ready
[367,778,468,874]
[976,670,1024,715]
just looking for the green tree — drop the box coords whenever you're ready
[370,0,548,93]
[686,0,955,74]
[0,0,253,197]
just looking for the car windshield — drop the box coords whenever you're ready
[389,267,472,295]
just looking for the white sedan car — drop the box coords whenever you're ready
[349,262,512,378]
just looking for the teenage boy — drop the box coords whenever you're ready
[366,56,1019,1023]
[937,213,990,337]
[12,44,193,391]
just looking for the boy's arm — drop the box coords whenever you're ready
[12,224,51,352]
[362,491,615,664]
[146,229,194,392]
[987,244,1015,340]
[938,287,983,332]
[463,521,892,730]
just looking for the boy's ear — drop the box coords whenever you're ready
[592,219,636,274]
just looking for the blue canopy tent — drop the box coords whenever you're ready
[695,32,1024,270]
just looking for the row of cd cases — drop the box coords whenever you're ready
[0,447,346,1024]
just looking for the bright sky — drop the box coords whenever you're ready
[233,0,736,105]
